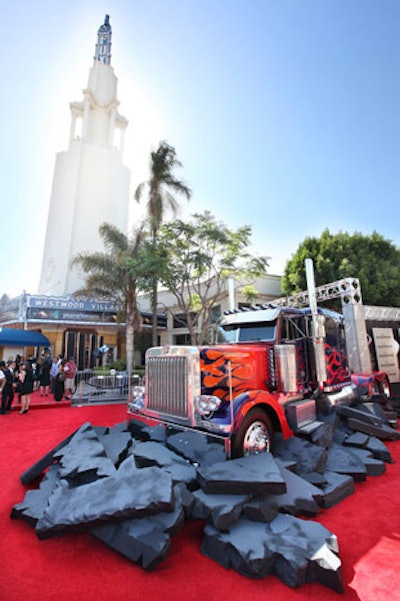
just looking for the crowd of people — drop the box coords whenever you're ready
[0,352,77,414]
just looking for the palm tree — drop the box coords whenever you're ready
[72,222,151,382]
[135,141,191,346]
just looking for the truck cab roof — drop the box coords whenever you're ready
[220,305,343,327]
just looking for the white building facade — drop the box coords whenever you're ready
[38,15,130,296]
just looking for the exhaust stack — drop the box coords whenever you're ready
[305,258,327,389]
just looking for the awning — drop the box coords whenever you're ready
[0,328,50,347]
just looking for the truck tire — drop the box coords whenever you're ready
[232,408,274,458]
[371,375,391,399]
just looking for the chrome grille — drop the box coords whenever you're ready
[146,355,189,417]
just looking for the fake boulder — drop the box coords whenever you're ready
[91,482,188,570]
[11,402,398,592]
[35,466,174,539]
[201,514,343,592]
[196,453,286,495]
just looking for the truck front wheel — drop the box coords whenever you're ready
[371,375,391,399]
[232,408,274,458]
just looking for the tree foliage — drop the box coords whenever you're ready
[155,211,269,344]
[72,222,153,377]
[282,229,400,306]
[135,141,191,237]
[134,141,191,345]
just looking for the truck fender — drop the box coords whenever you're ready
[232,390,293,439]
[351,371,391,398]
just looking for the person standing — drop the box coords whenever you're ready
[29,356,39,392]
[54,360,66,402]
[63,357,77,400]
[15,354,22,373]
[0,361,8,414]
[1,360,15,413]
[50,356,59,394]
[39,353,52,397]
[14,357,23,405]
[19,362,34,414]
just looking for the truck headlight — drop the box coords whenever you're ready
[128,386,145,412]
[195,395,221,417]
[132,385,145,399]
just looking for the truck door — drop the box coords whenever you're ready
[324,315,351,387]
[280,315,312,392]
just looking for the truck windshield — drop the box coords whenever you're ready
[217,321,277,343]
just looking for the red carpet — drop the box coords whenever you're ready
[1,403,400,601]
[13,387,72,409]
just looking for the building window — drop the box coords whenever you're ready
[211,304,221,323]
[173,312,196,329]
[174,334,192,345]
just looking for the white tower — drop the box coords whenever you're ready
[38,15,130,296]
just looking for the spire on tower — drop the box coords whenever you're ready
[94,14,112,65]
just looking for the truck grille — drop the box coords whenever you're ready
[146,355,189,418]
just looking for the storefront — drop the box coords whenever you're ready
[0,293,165,369]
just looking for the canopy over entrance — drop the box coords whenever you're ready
[0,328,50,347]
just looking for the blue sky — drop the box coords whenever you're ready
[2,0,399,297]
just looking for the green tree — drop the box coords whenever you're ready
[241,284,260,304]
[282,229,400,306]
[135,141,191,346]
[156,211,270,344]
[72,222,152,380]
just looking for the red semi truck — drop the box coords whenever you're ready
[128,260,392,456]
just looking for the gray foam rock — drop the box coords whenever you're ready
[336,405,400,441]
[342,431,369,448]
[314,470,355,509]
[166,430,226,466]
[358,402,392,422]
[191,489,251,530]
[197,453,286,495]
[201,514,343,592]
[268,459,322,517]
[172,482,195,518]
[132,441,197,487]
[336,404,385,426]
[53,423,117,483]
[273,436,327,476]
[347,418,400,441]
[242,495,279,523]
[19,410,392,590]
[116,454,141,477]
[35,466,174,539]
[92,425,109,437]
[132,441,189,467]
[11,464,61,526]
[106,420,130,433]
[128,418,167,443]
[91,483,186,570]
[301,471,327,486]
[344,447,386,476]
[19,424,85,486]
[332,423,353,446]
[310,419,337,448]
[365,436,393,463]
[92,520,172,570]
[97,428,133,466]
[325,443,367,481]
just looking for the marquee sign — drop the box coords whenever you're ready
[26,296,120,313]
